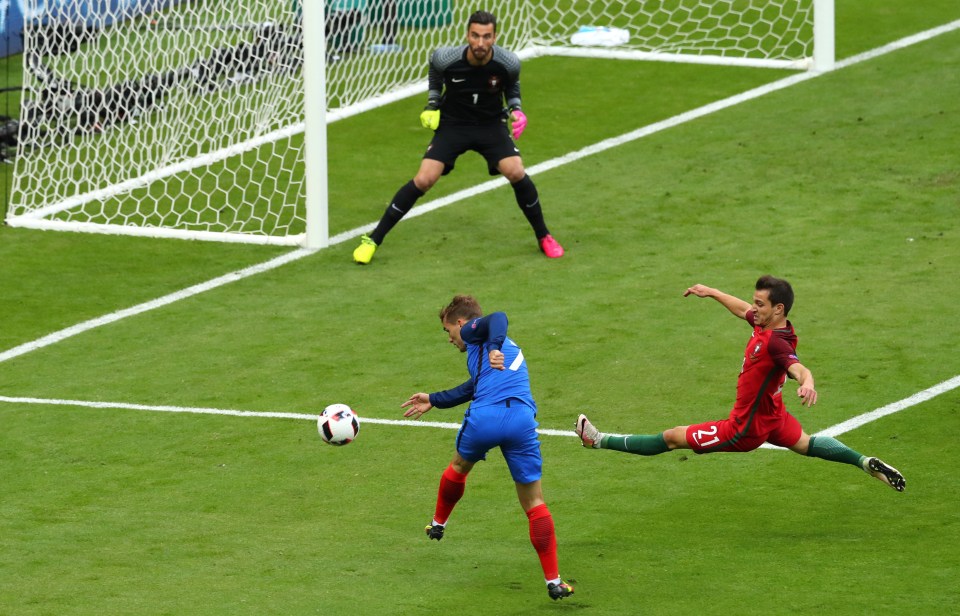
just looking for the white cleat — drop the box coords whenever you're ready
[575,413,603,449]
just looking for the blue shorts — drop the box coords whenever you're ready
[456,399,542,484]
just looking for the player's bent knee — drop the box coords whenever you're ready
[504,169,526,183]
[663,427,689,450]
[498,157,525,182]
[414,160,444,191]
[516,480,545,511]
[451,454,475,475]
[788,432,811,455]
[413,173,438,192]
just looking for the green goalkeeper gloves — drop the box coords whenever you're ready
[420,109,440,130]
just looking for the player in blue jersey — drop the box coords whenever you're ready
[401,295,574,601]
[353,10,564,264]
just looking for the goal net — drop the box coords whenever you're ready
[6,0,832,246]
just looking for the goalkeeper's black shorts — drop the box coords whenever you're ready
[423,121,521,176]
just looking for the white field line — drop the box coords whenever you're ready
[0,249,314,364]
[756,375,960,448]
[0,395,569,438]
[3,19,960,367]
[1,374,958,440]
[808,373,960,437]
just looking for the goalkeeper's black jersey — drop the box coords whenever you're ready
[426,45,522,126]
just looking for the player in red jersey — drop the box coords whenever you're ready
[575,275,906,492]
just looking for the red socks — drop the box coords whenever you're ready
[433,464,468,525]
[432,468,560,583]
[526,503,559,581]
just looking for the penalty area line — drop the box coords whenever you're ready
[0,394,568,437]
[330,19,960,244]
[759,374,960,449]
[812,374,960,438]
[2,374,957,441]
[0,249,315,365]
[0,395,463,429]
[0,394,571,438]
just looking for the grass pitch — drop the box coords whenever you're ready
[1,2,959,614]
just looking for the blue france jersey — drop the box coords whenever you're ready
[461,314,536,410]
[428,312,539,411]
[465,335,535,408]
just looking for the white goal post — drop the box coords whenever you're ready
[6,0,834,248]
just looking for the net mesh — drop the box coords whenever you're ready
[7,0,815,244]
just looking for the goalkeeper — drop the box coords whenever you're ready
[353,10,564,264]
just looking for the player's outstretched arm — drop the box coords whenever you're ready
[402,392,433,419]
[409,380,474,416]
[683,284,751,320]
[421,54,443,131]
[787,362,817,407]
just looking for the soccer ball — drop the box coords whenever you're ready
[317,403,360,446]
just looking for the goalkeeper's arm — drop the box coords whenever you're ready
[420,54,443,129]
[426,50,444,109]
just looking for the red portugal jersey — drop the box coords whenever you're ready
[730,312,800,434]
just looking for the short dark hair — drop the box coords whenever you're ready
[468,10,497,31]
[756,275,794,315]
[440,295,483,323]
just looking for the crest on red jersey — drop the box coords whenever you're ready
[749,342,763,361]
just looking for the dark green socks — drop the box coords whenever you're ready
[806,435,866,468]
[601,433,670,456]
